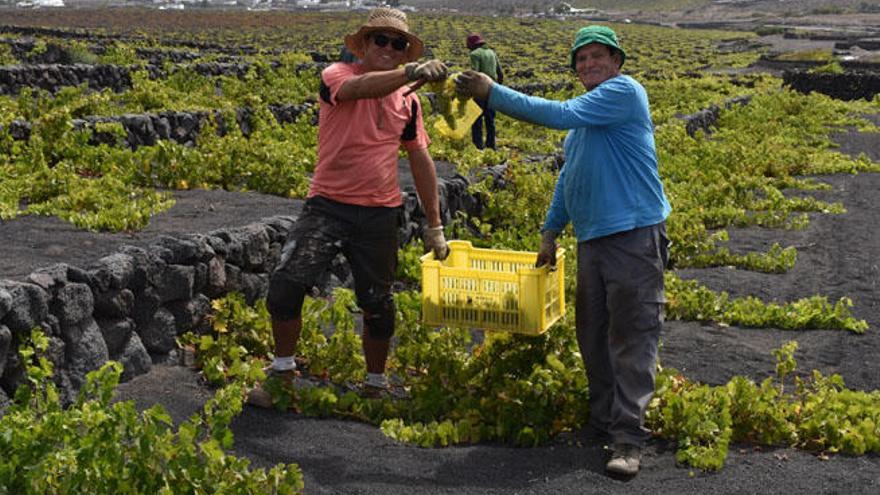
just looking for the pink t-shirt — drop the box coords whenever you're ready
[308,62,431,207]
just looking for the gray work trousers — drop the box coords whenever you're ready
[576,222,669,447]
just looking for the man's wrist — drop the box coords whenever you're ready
[404,62,419,81]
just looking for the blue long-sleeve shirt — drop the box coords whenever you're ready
[488,75,671,241]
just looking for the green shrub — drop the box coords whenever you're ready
[0,329,304,494]
[67,41,101,65]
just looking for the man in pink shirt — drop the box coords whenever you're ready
[249,7,449,406]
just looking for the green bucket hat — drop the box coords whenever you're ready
[569,25,626,71]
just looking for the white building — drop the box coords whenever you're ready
[17,0,65,7]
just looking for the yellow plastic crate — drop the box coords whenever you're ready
[420,240,566,335]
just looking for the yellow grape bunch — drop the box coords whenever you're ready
[426,74,469,130]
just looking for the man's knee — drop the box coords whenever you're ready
[266,275,307,321]
[362,295,395,340]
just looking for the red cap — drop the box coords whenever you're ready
[466,33,485,50]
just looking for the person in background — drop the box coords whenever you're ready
[248,7,449,405]
[466,33,502,150]
[455,25,671,477]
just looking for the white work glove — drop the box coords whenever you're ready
[404,60,449,83]
[535,231,558,269]
[424,225,450,260]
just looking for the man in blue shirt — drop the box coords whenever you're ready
[456,25,671,477]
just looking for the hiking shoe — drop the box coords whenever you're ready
[606,443,641,476]
[359,383,388,400]
[246,368,296,409]
[352,382,410,400]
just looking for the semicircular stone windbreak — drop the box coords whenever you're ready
[783,69,880,101]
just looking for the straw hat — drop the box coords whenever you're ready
[344,7,424,63]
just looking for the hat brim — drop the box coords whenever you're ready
[344,26,424,63]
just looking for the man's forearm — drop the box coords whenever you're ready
[337,68,412,101]
[408,148,442,228]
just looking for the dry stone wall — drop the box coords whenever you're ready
[0,63,140,95]
[0,222,276,407]
[0,61,324,95]
[0,39,72,64]
[2,102,315,147]
[783,69,880,101]
[0,26,326,59]
[676,95,753,137]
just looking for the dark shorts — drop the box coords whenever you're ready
[273,195,400,307]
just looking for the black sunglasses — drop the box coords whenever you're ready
[371,33,408,52]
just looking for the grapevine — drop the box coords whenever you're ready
[184,290,880,471]
[426,74,470,131]
[0,330,304,494]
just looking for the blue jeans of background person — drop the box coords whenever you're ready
[471,98,495,150]
[576,222,669,448]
